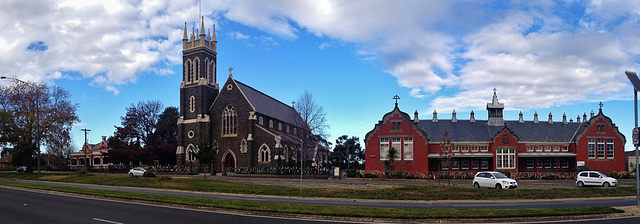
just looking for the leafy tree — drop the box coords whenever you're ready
[0,79,79,169]
[147,107,179,165]
[120,100,163,146]
[383,147,398,173]
[295,90,329,140]
[194,137,219,180]
[331,135,364,170]
[107,126,145,165]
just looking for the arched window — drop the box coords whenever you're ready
[71,158,77,166]
[269,120,273,129]
[240,139,248,153]
[186,145,198,162]
[259,117,263,125]
[222,105,237,136]
[185,59,193,82]
[94,157,101,166]
[193,57,200,81]
[189,96,195,113]
[258,144,271,163]
[284,145,289,162]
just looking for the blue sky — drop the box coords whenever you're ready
[1,0,640,153]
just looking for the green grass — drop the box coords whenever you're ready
[0,180,624,219]
[0,172,636,201]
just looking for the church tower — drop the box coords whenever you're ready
[487,88,504,126]
[176,17,219,167]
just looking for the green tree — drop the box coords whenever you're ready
[331,135,364,170]
[0,79,79,170]
[194,137,219,180]
[383,147,398,173]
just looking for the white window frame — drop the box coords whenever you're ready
[380,138,389,160]
[606,139,614,158]
[588,139,596,159]
[403,137,413,160]
[391,137,402,160]
[496,148,516,169]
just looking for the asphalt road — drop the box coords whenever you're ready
[0,178,637,209]
[0,187,346,224]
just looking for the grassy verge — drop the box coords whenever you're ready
[0,172,636,201]
[0,180,623,219]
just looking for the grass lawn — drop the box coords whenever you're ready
[0,172,636,201]
[0,180,624,220]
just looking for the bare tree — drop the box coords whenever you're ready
[295,90,329,140]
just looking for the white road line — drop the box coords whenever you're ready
[93,218,124,224]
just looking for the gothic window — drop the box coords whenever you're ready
[222,105,237,136]
[205,58,210,83]
[284,145,289,162]
[240,139,248,153]
[286,125,290,134]
[259,116,263,125]
[258,144,271,162]
[186,145,198,162]
[209,60,215,84]
[193,57,200,81]
[278,123,282,131]
[185,59,193,82]
[189,96,195,113]
[269,120,273,129]
[294,128,297,135]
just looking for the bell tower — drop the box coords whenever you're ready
[176,17,219,167]
[487,88,505,126]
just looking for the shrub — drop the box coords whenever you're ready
[143,171,156,178]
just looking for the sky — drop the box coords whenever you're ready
[1,0,640,152]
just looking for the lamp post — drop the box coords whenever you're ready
[624,71,640,208]
[1,76,41,177]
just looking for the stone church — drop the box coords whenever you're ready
[175,18,329,173]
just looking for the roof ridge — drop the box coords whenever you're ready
[235,79,295,110]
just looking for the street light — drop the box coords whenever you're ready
[1,76,42,178]
[624,71,640,208]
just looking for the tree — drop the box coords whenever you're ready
[120,100,164,146]
[383,147,398,173]
[194,137,219,180]
[0,79,79,169]
[147,107,179,165]
[295,90,329,140]
[331,135,364,170]
[439,131,454,186]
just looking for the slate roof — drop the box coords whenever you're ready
[417,119,588,143]
[235,80,307,128]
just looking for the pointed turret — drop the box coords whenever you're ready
[470,110,475,122]
[414,110,419,123]
[452,109,457,122]
[432,109,438,122]
[548,112,553,124]
[199,17,205,36]
[518,111,524,123]
[534,111,539,123]
[183,22,188,41]
[562,113,567,124]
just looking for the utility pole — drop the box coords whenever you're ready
[624,71,640,208]
[81,128,91,170]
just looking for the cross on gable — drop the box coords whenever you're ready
[393,95,400,106]
[599,101,603,110]
[228,66,233,77]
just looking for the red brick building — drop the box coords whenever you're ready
[365,90,626,173]
[69,136,109,169]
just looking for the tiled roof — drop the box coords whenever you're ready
[235,80,307,128]
[417,119,586,143]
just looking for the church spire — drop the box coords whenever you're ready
[211,24,217,42]
[183,22,188,41]
[199,16,206,37]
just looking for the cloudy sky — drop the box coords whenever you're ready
[1,0,639,152]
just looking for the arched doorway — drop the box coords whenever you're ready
[225,153,235,171]
[221,150,236,174]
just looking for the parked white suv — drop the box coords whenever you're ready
[473,171,518,189]
[576,171,617,187]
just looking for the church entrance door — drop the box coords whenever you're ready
[225,153,235,173]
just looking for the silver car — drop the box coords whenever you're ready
[128,167,147,176]
[473,171,518,189]
[576,171,617,187]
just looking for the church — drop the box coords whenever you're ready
[175,18,329,173]
[365,90,627,174]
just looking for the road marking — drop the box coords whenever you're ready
[93,218,124,224]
